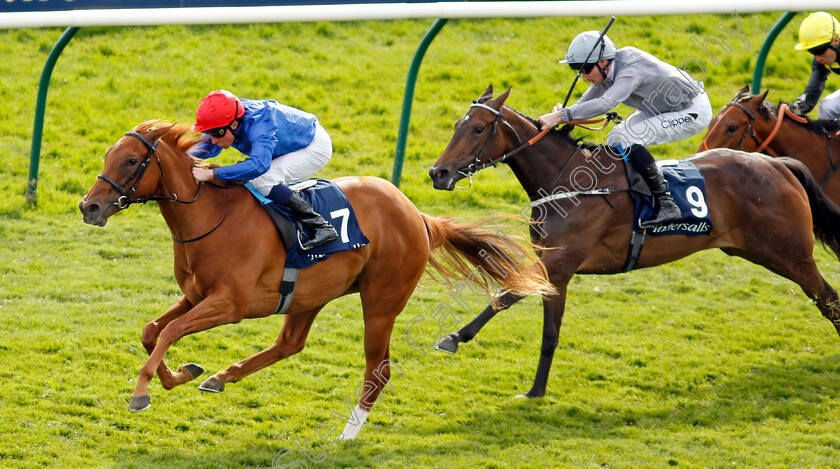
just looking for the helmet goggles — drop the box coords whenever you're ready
[204,126,230,139]
[569,62,598,74]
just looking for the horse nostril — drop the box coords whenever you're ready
[429,167,448,181]
[83,202,100,215]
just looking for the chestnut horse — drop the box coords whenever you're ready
[428,86,840,398]
[699,86,840,204]
[79,120,553,438]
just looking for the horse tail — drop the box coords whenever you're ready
[419,213,556,297]
[778,157,840,258]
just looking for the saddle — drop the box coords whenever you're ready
[621,159,713,272]
[245,179,370,314]
[624,159,713,236]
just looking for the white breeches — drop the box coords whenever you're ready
[251,124,332,196]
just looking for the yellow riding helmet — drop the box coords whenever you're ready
[795,12,840,50]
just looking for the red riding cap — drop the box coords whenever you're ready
[193,90,244,132]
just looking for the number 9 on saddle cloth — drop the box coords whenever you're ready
[628,160,713,235]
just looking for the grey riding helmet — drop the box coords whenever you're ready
[559,31,617,65]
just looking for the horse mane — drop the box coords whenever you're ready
[501,104,601,151]
[754,99,840,135]
[132,120,205,156]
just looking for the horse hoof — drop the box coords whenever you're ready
[181,363,204,380]
[434,335,459,354]
[129,395,151,412]
[198,376,225,393]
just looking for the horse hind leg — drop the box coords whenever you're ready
[341,313,403,440]
[722,247,840,338]
[812,278,840,337]
[435,291,525,354]
[198,307,323,393]
[340,265,420,440]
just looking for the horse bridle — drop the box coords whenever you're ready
[97,130,229,243]
[97,131,166,209]
[452,102,526,189]
[455,100,623,191]
[701,98,840,186]
[700,98,767,153]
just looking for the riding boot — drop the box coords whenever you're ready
[267,185,339,250]
[625,145,681,228]
[283,192,339,251]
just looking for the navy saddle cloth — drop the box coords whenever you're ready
[627,160,713,236]
[246,178,369,269]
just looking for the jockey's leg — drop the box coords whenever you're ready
[625,144,681,227]
[266,184,338,250]
[818,89,840,121]
[254,124,337,250]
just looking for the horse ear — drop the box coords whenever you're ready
[480,85,493,99]
[144,122,176,142]
[491,87,512,110]
[756,89,770,104]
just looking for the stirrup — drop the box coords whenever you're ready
[640,200,681,228]
[296,228,338,251]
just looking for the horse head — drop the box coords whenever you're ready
[429,85,519,190]
[699,86,770,152]
[79,121,187,226]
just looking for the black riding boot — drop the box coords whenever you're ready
[267,185,339,250]
[285,192,339,250]
[625,145,681,228]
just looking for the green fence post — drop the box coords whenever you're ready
[27,26,80,206]
[751,12,797,94]
[391,18,448,188]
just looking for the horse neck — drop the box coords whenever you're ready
[154,144,229,239]
[501,112,599,198]
[760,114,832,162]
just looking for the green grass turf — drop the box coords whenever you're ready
[2,12,840,468]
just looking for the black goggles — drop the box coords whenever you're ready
[569,62,597,74]
[808,43,832,56]
[204,126,230,139]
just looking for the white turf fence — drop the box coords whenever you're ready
[1,0,840,29]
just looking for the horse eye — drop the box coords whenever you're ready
[127,158,138,166]
[726,125,739,133]
[474,126,485,134]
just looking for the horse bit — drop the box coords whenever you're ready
[97,131,229,243]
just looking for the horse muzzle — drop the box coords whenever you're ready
[428,166,459,191]
[79,197,118,227]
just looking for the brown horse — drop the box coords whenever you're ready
[428,85,840,398]
[78,120,553,437]
[699,86,840,203]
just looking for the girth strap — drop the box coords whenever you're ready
[273,267,299,315]
[621,228,647,272]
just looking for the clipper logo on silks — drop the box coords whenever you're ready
[661,113,699,129]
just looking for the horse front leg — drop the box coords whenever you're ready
[522,281,569,398]
[140,295,204,390]
[197,307,322,393]
[130,290,242,412]
[435,291,525,354]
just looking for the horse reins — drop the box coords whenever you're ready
[98,131,230,243]
[455,101,616,189]
[701,99,840,186]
